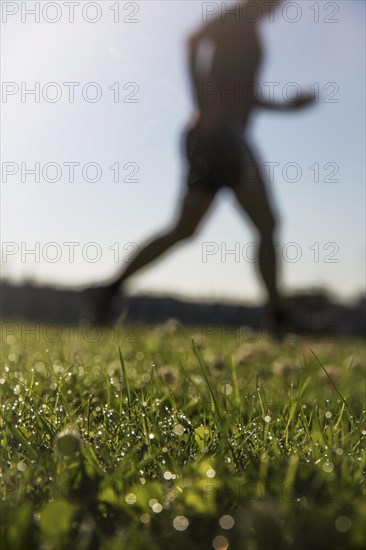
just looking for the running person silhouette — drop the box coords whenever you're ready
[89,0,315,324]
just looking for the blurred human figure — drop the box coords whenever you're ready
[89,0,315,324]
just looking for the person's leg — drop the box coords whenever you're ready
[233,145,281,310]
[85,187,215,324]
[111,187,215,288]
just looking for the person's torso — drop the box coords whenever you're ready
[192,16,263,129]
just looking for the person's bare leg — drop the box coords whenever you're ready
[233,146,280,310]
[111,188,215,288]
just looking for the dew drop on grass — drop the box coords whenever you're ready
[206,468,216,478]
[222,384,233,396]
[173,424,184,436]
[125,493,137,504]
[152,503,163,513]
[322,461,334,473]
[17,461,27,472]
[173,515,189,531]
[140,513,150,524]
[219,515,235,530]
[212,535,229,550]
[335,516,352,532]
[264,415,271,423]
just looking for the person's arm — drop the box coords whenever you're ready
[187,33,198,74]
[253,94,316,111]
[187,32,202,106]
[186,17,219,106]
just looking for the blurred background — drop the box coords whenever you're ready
[1,1,365,327]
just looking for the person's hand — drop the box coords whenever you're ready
[289,93,317,110]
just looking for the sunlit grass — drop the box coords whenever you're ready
[1,322,365,549]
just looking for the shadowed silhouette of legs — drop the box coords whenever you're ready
[112,188,215,287]
[85,189,214,325]
[233,145,280,311]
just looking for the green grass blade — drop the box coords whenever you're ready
[310,348,356,418]
[119,347,132,413]
[192,339,222,423]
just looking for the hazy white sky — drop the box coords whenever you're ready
[1,1,365,304]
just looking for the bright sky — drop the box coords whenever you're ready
[1,1,365,304]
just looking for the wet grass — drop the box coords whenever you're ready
[0,321,365,549]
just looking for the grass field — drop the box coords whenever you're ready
[1,321,365,549]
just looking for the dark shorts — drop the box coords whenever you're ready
[185,124,248,193]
